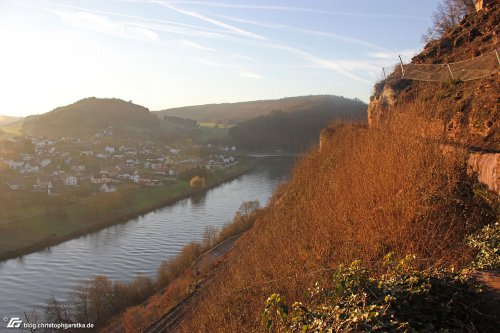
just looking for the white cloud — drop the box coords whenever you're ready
[191,58,228,67]
[238,71,263,79]
[229,52,256,62]
[368,49,418,61]
[50,10,158,41]
[267,44,372,84]
[219,15,385,50]
[153,1,266,40]
[180,39,214,51]
[51,2,233,39]
[163,1,427,20]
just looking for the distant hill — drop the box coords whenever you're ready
[20,98,159,137]
[154,95,362,125]
[0,115,22,125]
[229,96,367,151]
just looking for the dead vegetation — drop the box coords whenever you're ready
[176,107,496,332]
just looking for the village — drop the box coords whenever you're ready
[0,129,239,197]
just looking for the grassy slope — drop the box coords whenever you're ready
[175,111,496,332]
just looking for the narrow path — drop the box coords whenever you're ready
[143,234,242,333]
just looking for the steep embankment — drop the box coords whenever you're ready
[368,3,498,150]
[368,2,499,195]
[163,4,499,333]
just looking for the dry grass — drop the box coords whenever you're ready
[177,105,495,332]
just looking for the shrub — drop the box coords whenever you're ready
[468,223,500,269]
[263,254,484,332]
[189,176,206,189]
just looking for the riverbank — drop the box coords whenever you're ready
[0,158,262,262]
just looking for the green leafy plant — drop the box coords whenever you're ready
[468,223,500,270]
[263,254,484,332]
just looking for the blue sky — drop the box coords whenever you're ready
[0,0,438,117]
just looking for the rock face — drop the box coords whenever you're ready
[365,2,499,194]
[468,153,500,194]
[367,86,396,127]
[367,2,499,151]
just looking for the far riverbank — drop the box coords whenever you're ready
[0,158,262,262]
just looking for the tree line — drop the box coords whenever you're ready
[229,97,366,152]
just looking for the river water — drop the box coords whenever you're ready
[0,157,295,329]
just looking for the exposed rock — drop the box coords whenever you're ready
[367,2,499,151]
[367,86,396,127]
[468,153,500,194]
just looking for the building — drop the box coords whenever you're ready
[60,174,78,186]
[105,146,115,154]
[99,183,117,193]
[7,178,25,190]
[36,175,53,190]
[6,160,24,170]
[91,174,113,184]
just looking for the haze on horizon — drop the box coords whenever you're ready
[0,0,437,117]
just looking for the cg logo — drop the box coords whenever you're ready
[6,318,22,328]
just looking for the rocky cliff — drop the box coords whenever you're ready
[366,2,499,194]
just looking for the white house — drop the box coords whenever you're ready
[105,146,115,154]
[7,179,24,190]
[131,173,140,183]
[23,163,39,173]
[60,174,77,186]
[7,160,24,170]
[99,183,117,193]
[71,165,86,172]
[40,159,51,168]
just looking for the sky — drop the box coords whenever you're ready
[0,0,439,117]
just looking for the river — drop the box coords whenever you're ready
[0,157,295,330]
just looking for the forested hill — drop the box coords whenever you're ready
[154,95,364,125]
[229,96,367,151]
[20,98,159,137]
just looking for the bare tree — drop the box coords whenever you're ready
[24,308,40,333]
[46,296,73,325]
[422,0,476,43]
[202,225,218,248]
[236,200,260,224]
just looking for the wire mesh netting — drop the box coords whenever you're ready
[382,50,499,82]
